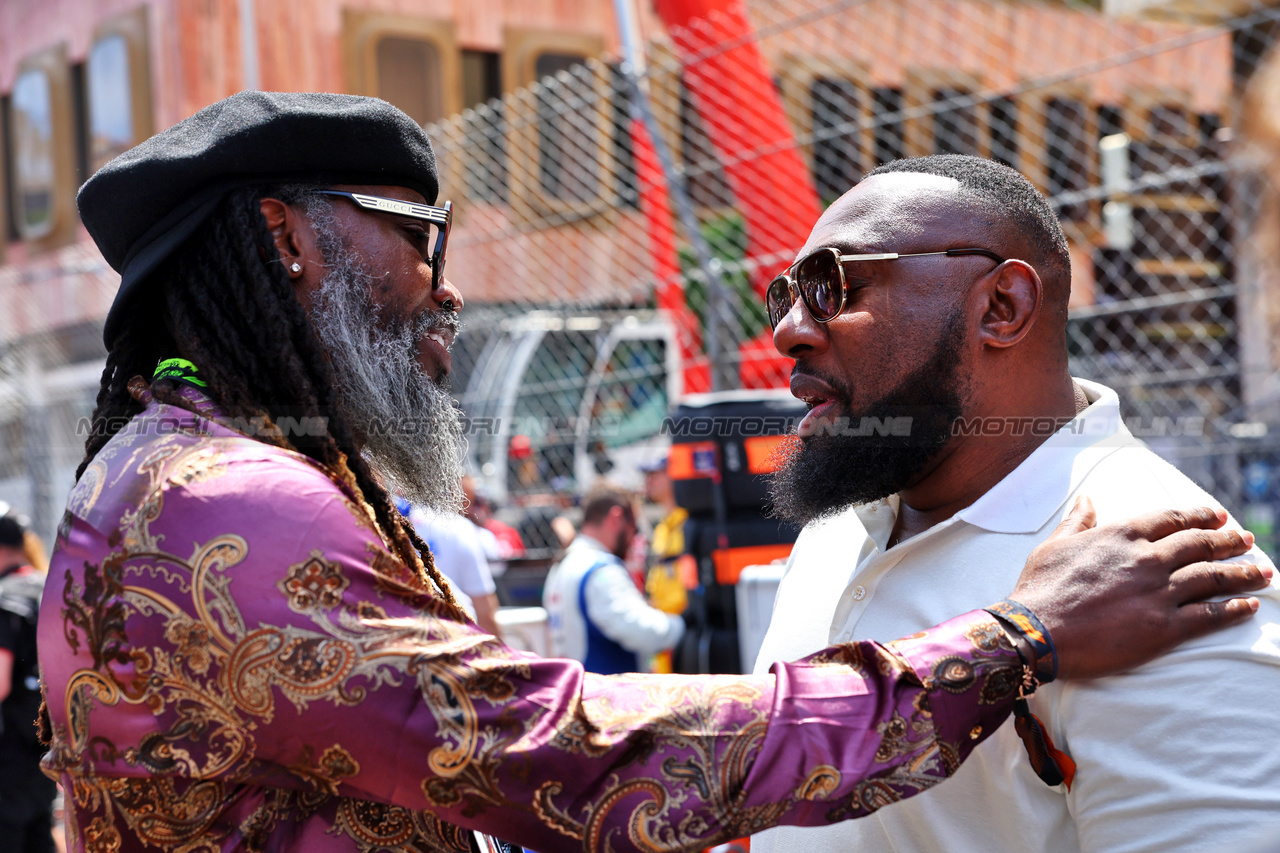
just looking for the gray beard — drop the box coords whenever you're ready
[307,231,466,515]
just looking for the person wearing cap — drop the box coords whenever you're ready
[35,91,1270,853]
[0,506,56,853]
[639,455,690,674]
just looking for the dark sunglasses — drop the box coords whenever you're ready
[765,246,1005,329]
[315,190,453,289]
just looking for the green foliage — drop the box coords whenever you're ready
[677,211,771,343]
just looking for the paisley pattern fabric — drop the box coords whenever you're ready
[39,389,1023,852]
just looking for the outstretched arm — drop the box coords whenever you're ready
[41,471,1264,853]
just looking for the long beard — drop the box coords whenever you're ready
[307,241,466,515]
[768,315,968,527]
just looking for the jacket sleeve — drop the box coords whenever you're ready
[44,459,1025,853]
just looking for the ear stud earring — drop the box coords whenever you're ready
[290,263,301,273]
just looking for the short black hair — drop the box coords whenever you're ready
[866,155,1071,310]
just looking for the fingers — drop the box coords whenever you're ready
[1152,526,1254,568]
[1111,505,1228,542]
[1169,560,1274,604]
[1047,496,1097,539]
[1171,596,1261,640]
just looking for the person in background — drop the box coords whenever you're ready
[507,434,540,493]
[460,476,523,577]
[409,496,504,639]
[639,456,692,673]
[0,505,56,853]
[543,480,685,673]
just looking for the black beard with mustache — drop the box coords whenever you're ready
[768,315,969,527]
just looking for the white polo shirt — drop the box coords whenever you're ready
[753,379,1280,853]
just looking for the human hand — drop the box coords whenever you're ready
[1006,497,1271,681]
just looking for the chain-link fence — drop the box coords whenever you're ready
[425,0,1280,557]
[7,0,1280,559]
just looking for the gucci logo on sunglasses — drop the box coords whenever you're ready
[765,246,1005,330]
[314,190,453,290]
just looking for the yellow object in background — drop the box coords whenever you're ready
[647,506,690,615]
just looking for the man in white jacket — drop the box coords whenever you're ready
[753,154,1280,853]
[543,480,684,672]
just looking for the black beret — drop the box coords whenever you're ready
[79,90,439,347]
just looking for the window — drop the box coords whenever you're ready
[502,29,610,221]
[1098,105,1124,140]
[460,50,507,204]
[1117,88,1221,290]
[810,77,866,202]
[903,70,987,160]
[533,53,597,200]
[342,12,462,125]
[1045,98,1091,221]
[1197,112,1221,145]
[462,50,501,110]
[1149,104,1194,142]
[9,45,76,248]
[1019,86,1098,236]
[1123,89,1197,146]
[87,36,132,167]
[871,87,905,166]
[777,57,872,204]
[932,88,979,156]
[609,63,639,211]
[679,77,733,210]
[87,8,154,175]
[510,328,596,490]
[990,96,1018,169]
[71,62,89,187]
[343,13,463,200]
[377,37,444,126]
[12,68,57,238]
[590,338,669,450]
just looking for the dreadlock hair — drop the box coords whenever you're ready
[77,184,462,616]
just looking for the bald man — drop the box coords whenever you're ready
[756,155,1280,853]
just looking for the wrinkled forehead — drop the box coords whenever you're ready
[797,172,973,260]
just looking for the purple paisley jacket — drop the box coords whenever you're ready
[39,389,1023,852]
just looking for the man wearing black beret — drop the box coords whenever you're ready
[35,90,1269,853]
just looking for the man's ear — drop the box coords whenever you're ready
[259,197,306,281]
[977,260,1042,349]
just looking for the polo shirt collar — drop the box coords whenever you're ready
[851,378,1136,540]
[954,378,1134,534]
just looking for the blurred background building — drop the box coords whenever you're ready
[5,0,1280,558]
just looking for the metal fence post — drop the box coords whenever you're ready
[614,0,739,392]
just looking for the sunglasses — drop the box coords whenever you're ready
[314,190,453,289]
[765,246,1005,329]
